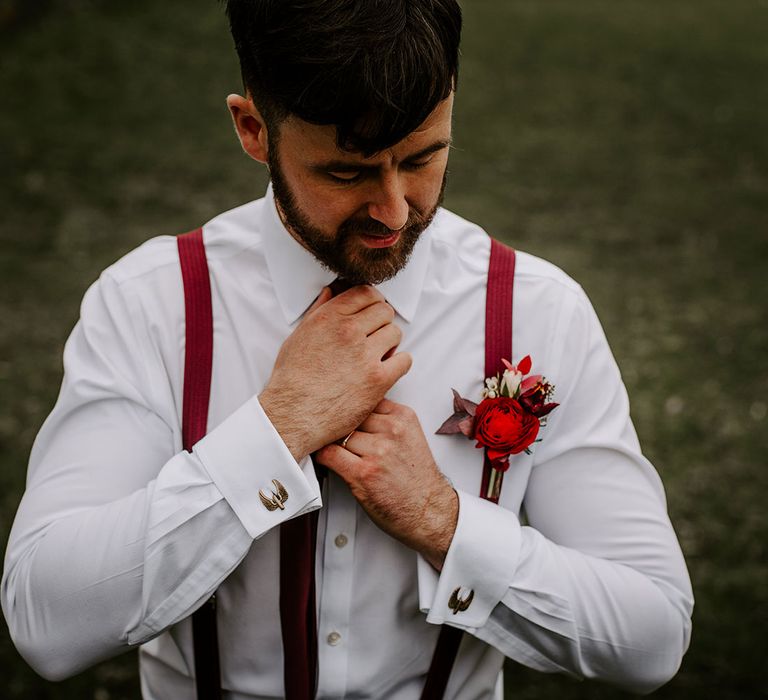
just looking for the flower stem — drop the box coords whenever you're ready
[486,468,499,500]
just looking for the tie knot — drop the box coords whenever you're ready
[328,278,353,297]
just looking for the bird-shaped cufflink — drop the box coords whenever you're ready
[259,479,289,511]
[448,587,475,614]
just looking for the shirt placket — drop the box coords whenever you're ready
[315,473,358,699]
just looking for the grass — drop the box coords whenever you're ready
[1,1,766,698]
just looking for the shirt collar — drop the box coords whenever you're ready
[260,184,432,325]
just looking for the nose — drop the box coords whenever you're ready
[367,173,409,231]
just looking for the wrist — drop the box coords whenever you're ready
[418,485,459,572]
[258,387,311,462]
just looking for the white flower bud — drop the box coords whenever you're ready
[500,369,522,397]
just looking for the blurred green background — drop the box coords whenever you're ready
[1,0,766,698]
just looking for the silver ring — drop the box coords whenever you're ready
[341,431,355,449]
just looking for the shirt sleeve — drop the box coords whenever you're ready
[1,271,321,681]
[421,285,694,695]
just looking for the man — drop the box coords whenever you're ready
[2,1,693,699]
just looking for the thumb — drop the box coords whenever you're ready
[384,350,413,381]
[305,286,333,317]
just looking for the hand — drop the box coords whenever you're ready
[316,398,458,571]
[259,286,412,461]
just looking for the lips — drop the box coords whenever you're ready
[360,231,401,248]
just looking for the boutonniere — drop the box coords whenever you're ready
[436,355,559,497]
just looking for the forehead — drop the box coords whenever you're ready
[277,93,454,164]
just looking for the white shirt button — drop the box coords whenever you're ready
[327,631,342,646]
[334,533,348,548]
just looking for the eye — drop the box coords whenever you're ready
[402,157,434,171]
[328,171,361,183]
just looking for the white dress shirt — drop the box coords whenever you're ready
[2,186,693,699]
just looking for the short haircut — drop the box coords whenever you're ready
[224,0,462,155]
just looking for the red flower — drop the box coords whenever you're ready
[519,380,559,418]
[473,397,540,470]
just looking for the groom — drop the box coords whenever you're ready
[3,1,693,698]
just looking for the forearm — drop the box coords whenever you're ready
[481,527,691,693]
[2,396,322,680]
[2,484,249,681]
[420,490,693,694]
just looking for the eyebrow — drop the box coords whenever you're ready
[312,139,452,174]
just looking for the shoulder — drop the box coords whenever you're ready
[428,207,601,377]
[428,207,492,277]
[430,206,585,304]
[75,198,268,352]
[103,198,266,288]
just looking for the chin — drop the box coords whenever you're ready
[340,239,414,285]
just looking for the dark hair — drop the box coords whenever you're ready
[224,0,462,155]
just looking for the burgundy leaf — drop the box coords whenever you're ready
[450,388,478,417]
[451,388,464,414]
[457,416,474,437]
[459,396,478,417]
[436,411,471,435]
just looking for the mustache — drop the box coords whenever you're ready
[338,210,429,239]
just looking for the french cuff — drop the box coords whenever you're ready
[194,395,321,539]
[425,489,522,629]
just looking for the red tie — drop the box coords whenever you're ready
[279,279,351,700]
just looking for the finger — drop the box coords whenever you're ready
[304,286,333,318]
[368,323,403,360]
[331,284,386,314]
[371,398,400,415]
[357,411,391,433]
[335,429,377,457]
[315,443,363,484]
[355,300,396,336]
[381,350,413,383]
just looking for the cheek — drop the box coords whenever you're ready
[407,167,446,210]
[320,196,364,233]
[293,174,358,229]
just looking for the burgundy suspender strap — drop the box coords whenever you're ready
[420,238,516,700]
[177,229,222,700]
[179,229,214,453]
[480,239,517,505]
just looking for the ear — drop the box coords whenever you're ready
[226,94,270,163]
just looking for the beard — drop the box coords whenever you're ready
[268,145,446,285]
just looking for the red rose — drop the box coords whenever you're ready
[473,397,540,470]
